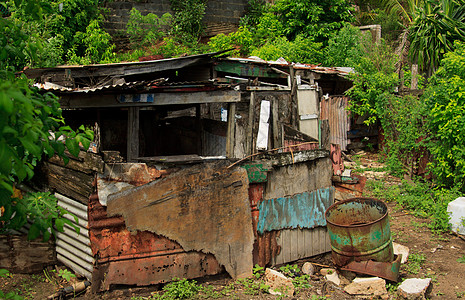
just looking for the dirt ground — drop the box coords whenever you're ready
[1,152,465,299]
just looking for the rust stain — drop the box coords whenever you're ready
[248,184,280,267]
[88,192,221,291]
[106,161,254,279]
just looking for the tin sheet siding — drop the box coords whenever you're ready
[273,227,331,265]
[257,187,335,234]
[56,193,93,280]
[320,96,350,150]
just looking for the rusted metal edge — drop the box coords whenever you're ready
[340,254,402,282]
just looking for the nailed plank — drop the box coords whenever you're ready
[59,90,241,108]
[48,151,104,174]
[127,107,140,162]
[267,149,329,167]
[226,103,236,158]
[0,235,56,273]
[106,161,254,279]
[246,92,255,155]
[42,162,94,204]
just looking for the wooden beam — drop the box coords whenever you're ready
[127,107,140,162]
[226,103,236,158]
[246,92,255,156]
[59,90,241,108]
[271,99,280,149]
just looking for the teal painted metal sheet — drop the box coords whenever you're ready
[257,187,335,234]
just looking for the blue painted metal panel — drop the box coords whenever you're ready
[257,187,335,234]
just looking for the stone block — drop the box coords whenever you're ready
[344,277,388,297]
[264,268,295,296]
[398,278,432,300]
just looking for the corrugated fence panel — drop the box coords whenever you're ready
[320,96,350,151]
[56,193,93,280]
[273,227,331,265]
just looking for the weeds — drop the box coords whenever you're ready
[457,255,465,264]
[365,178,460,233]
[57,269,75,282]
[406,252,426,274]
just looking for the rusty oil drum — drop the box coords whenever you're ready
[325,197,394,266]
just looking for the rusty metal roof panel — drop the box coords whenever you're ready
[23,51,230,80]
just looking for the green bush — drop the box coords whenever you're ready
[424,41,465,191]
[126,8,172,46]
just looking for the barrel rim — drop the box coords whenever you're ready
[325,197,389,228]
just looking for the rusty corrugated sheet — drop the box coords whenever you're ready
[257,187,335,234]
[88,192,222,291]
[320,96,350,151]
[105,162,254,280]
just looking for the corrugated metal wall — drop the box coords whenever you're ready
[320,96,350,151]
[56,193,93,280]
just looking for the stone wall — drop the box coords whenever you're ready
[103,0,248,37]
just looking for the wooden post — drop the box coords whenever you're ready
[246,92,255,155]
[196,104,202,155]
[127,107,140,162]
[272,99,280,149]
[226,103,236,158]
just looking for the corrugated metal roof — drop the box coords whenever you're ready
[224,57,354,76]
[23,50,230,80]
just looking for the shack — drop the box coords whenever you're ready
[24,52,345,292]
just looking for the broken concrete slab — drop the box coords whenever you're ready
[398,278,432,299]
[325,270,340,286]
[106,161,254,279]
[344,277,388,297]
[302,262,315,276]
[393,242,410,263]
[320,268,336,276]
[264,268,295,296]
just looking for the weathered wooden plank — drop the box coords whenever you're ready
[214,61,285,78]
[59,90,241,108]
[43,162,94,204]
[297,89,320,140]
[106,161,254,279]
[226,103,236,158]
[127,107,139,162]
[272,99,280,149]
[246,92,255,156]
[0,235,56,273]
[137,154,203,164]
[267,149,329,167]
[272,227,331,266]
[48,151,104,174]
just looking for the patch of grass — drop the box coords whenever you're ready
[292,275,312,293]
[457,255,465,264]
[410,220,426,229]
[365,178,460,233]
[456,291,465,298]
[406,252,426,274]
[279,264,300,278]
[235,278,269,295]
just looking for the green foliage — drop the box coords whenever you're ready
[240,0,269,27]
[458,255,465,263]
[424,41,465,190]
[366,179,460,233]
[292,274,311,292]
[409,0,465,75]
[126,8,172,46]
[57,269,76,282]
[251,34,324,64]
[346,35,399,125]
[158,278,200,299]
[270,0,354,42]
[325,24,364,67]
[252,264,265,279]
[235,277,269,295]
[170,0,207,42]
[0,76,93,239]
[406,252,426,274]
[208,26,255,57]
[278,264,300,278]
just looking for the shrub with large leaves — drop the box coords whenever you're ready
[424,41,465,190]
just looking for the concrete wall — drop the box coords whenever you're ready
[103,0,248,37]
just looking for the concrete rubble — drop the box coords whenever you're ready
[397,278,432,299]
[344,277,388,298]
[393,242,410,263]
[264,268,295,296]
[302,262,315,276]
